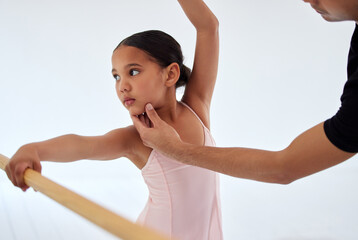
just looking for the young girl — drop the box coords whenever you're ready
[5,0,221,239]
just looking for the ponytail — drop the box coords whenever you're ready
[176,64,191,88]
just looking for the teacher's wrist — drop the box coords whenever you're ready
[163,141,192,164]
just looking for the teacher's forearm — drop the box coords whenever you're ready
[170,143,285,183]
[163,122,355,184]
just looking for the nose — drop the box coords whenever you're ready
[117,78,131,93]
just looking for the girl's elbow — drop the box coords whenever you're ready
[211,16,219,30]
[199,17,219,33]
[209,17,219,33]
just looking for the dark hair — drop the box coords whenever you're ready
[114,30,191,89]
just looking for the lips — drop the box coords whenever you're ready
[124,97,135,107]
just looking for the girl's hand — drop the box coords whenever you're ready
[5,144,42,191]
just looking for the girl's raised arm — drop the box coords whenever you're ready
[179,0,219,129]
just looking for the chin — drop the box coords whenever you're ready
[322,16,339,22]
[128,107,145,116]
[321,13,347,22]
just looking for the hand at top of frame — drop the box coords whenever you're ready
[131,103,182,156]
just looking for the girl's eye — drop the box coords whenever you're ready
[130,69,139,76]
[113,75,120,81]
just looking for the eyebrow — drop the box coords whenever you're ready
[112,63,143,73]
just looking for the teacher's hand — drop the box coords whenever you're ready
[131,103,182,155]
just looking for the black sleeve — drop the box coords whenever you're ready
[324,24,358,153]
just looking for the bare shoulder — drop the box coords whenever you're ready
[88,126,141,160]
[103,126,142,155]
[181,98,210,129]
[106,125,138,140]
[105,126,152,169]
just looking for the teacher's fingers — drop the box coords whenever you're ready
[139,113,152,128]
[131,115,149,134]
[144,113,151,128]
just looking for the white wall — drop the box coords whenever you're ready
[1,0,357,239]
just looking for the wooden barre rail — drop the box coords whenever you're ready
[0,154,169,240]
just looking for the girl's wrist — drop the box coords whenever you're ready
[21,143,42,161]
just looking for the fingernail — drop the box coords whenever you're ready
[146,103,153,110]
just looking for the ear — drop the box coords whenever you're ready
[164,63,180,87]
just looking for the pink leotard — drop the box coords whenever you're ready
[136,102,223,240]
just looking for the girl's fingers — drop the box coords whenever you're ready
[33,160,42,174]
[5,165,16,187]
[14,163,30,190]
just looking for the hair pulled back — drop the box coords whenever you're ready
[115,30,191,89]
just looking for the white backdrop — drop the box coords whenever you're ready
[1,0,357,239]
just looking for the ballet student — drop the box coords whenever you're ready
[5,0,222,239]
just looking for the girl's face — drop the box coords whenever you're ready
[303,0,358,22]
[111,46,168,115]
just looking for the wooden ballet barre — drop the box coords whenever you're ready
[0,153,169,240]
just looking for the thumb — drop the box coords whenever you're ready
[145,103,162,127]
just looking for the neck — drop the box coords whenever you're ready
[154,89,182,125]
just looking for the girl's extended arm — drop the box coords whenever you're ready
[5,127,134,190]
[179,0,219,128]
